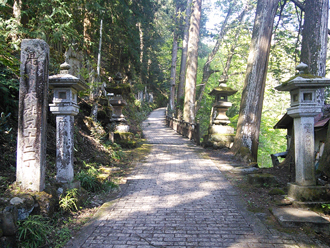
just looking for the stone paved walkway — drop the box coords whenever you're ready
[67,108,322,248]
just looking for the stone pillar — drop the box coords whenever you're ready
[16,39,49,192]
[291,114,315,185]
[55,115,75,183]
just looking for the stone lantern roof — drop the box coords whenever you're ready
[49,62,88,91]
[209,81,237,97]
[276,63,330,91]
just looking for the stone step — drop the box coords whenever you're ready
[271,207,330,233]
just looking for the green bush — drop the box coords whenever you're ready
[76,167,103,192]
[18,215,51,248]
[76,163,118,192]
[59,188,79,212]
[54,227,71,248]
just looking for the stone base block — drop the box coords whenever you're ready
[247,173,278,187]
[287,183,330,202]
[209,125,234,135]
[113,132,137,148]
[271,207,330,234]
[115,124,130,132]
[208,133,234,149]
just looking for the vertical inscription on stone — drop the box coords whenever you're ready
[303,122,314,182]
[16,39,49,192]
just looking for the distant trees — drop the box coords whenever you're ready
[0,0,173,111]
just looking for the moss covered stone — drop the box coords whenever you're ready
[247,173,278,188]
[268,188,285,195]
[282,73,322,86]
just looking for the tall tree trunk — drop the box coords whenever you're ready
[301,0,328,106]
[170,32,178,111]
[12,0,22,42]
[177,0,192,118]
[183,0,202,123]
[232,0,280,163]
[169,4,179,112]
[137,22,144,85]
[300,0,328,77]
[304,0,329,175]
[91,20,103,121]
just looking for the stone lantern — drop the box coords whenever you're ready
[206,80,237,148]
[106,72,130,132]
[49,62,88,184]
[276,63,330,201]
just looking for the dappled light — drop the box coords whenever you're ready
[66,108,320,248]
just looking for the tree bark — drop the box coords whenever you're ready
[232,0,280,163]
[170,32,178,111]
[169,4,179,112]
[300,0,328,77]
[12,0,22,42]
[183,0,202,123]
[304,0,329,176]
[177,0,192,118]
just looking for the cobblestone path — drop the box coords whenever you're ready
[67,108,320,248]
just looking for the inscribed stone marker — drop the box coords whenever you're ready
[16,39,49,192]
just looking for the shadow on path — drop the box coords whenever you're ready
[66,108,321,248]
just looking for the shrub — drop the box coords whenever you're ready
[76,168,103,192]
[76,163,118,193]
[59,188,79,212]
[18,215,51,248]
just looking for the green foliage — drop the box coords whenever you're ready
[322,204,330,210]
[76,162,118,192]
[76,165,103,192]
[53,227,71,248]
[0,62,19,115]
[0,112,12,133]
[18,215,51,248]
[59,188,79,212]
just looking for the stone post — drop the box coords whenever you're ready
[55,115,75,183]
[16,39,49,192]
[289,110,317,185]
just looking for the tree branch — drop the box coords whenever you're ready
[290,0,305,11]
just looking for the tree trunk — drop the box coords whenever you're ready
[91,20,104,122]
[300,0,328,77]
[12,0,22,42]
[169,4,179,112]
[304,0,329,176]
[232,0,280,163]
[177,0,192,118]
[137,22,144,85]
[301,0,328,106]
[183,0,202,123]
[170,32,178,111]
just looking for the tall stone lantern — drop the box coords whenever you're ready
[276,63,330,201]
[106,72,130,132]
[207,80,237,148]
[49,62,88,184]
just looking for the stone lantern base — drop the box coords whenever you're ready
[287,183,330,203]
[204,125,235,149]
